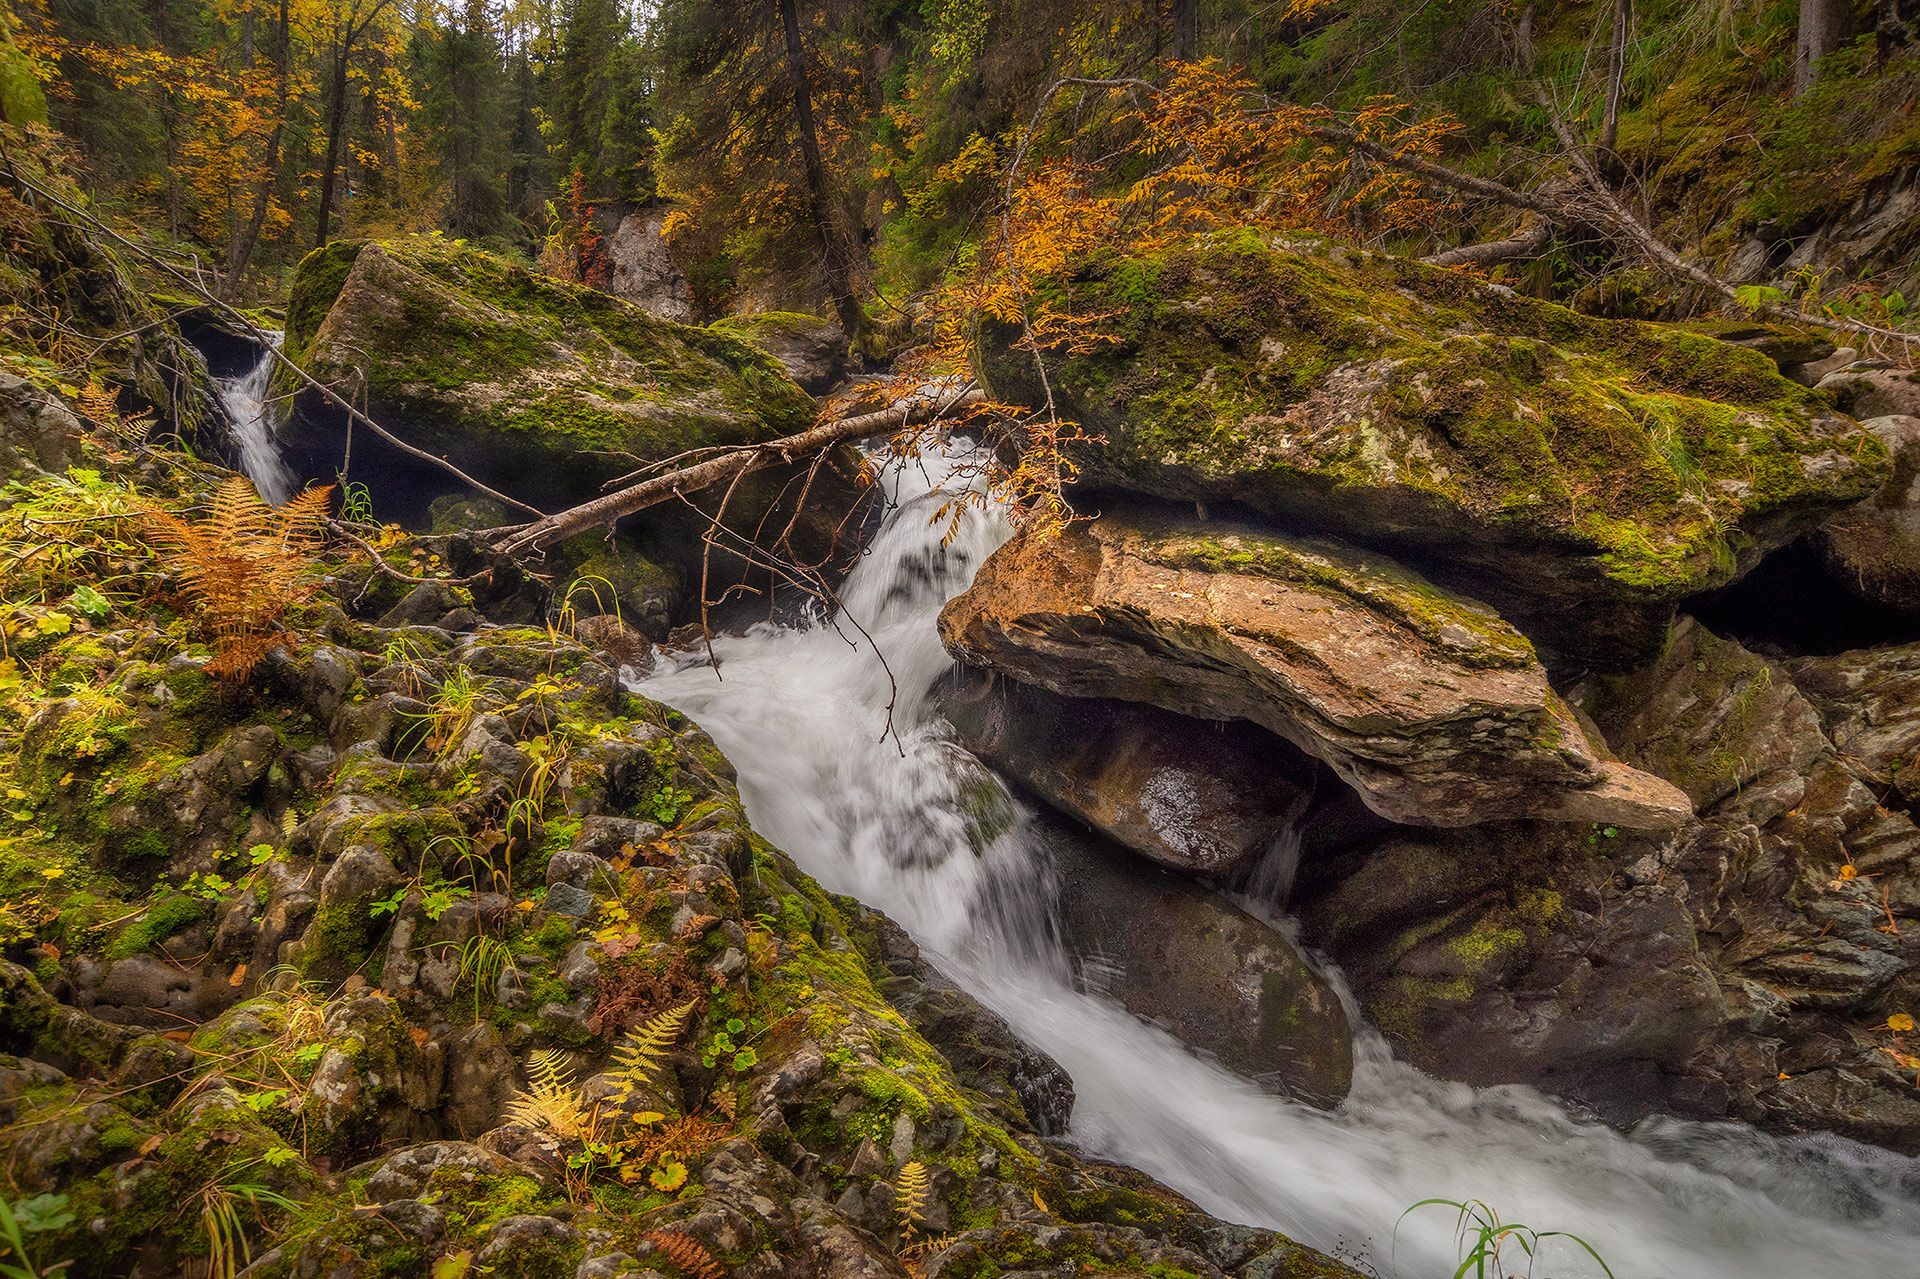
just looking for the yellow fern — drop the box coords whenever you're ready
[607,1001,696,1105]
[895,1160,931,1235]
[143,477,332,678]
[506,1048,591,1140]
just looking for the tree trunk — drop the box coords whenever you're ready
[776,0,864,340]
[1795,0,1853,95]
[1170,0,1198,61]
[1601,0,1631,151]
[224,0,291,296]
[314,48,352,247]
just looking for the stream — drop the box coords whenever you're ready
[639,444,1920,1278]
[217,334,297,505]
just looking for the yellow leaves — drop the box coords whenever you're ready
[895,1160,932,1236]
[1890,1013,1916,1033]
[647,1155,689,1191]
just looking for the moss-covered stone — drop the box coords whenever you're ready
[976,229,1888,661]
[280,236,814,512]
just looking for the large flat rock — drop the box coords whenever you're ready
[939,506,1690,830]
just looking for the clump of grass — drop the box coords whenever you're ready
[1398,1198,1616,1279]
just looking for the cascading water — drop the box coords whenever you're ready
[640,444,1920,1278]
[215,333,298,504]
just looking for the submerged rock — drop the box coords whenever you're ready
[940,505,1690,830]
[977,230,1888,662]
[1038,812,1353,1106]
[938,666,1318,875]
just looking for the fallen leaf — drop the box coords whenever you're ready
[228,963,248,988]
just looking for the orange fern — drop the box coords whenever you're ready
[641,1230,724,1279]
[144,477,332,678]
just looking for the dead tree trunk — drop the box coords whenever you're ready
[1601,0,1631,151]
[776,0,865,341]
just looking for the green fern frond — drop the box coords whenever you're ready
[608,1000,697,1105]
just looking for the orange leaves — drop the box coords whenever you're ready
[143,477,333,679]
[906,57,1459,540]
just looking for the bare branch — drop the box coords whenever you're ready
[494,384,982,555]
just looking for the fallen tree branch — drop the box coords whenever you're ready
[493,384,983,555]
[1421,219,1555,267]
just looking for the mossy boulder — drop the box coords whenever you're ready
[279,237,814,512]
[709,309,848,393]
[976,229,1889,662]
[939,503,1691,829]
[280,238,869,601]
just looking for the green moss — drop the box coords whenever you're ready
[283,240,367,359]
[106,893,204,959]
[1444,923,1526,973]
[983,230,1888,603]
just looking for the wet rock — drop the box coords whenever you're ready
[1297,618,1920,1149]
[940,668,1317,875]
[866,912,1076,1136]
[440,1023,516,1138]
[364,1140,521,1200]
[1039,812,1353,1106]
[1790,643,1920,810]
[305,995,444,1156]
[941,505,1690,830]
[474,1213,583,1276]
[1813,415,1920,618]
[1816,365,1920,419]
[0,372,84,479]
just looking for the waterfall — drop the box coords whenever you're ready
[215,334,298,504]
[639,443,1920,1279]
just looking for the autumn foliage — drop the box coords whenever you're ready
[897,59,1458,535]
[143,477,332,678]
